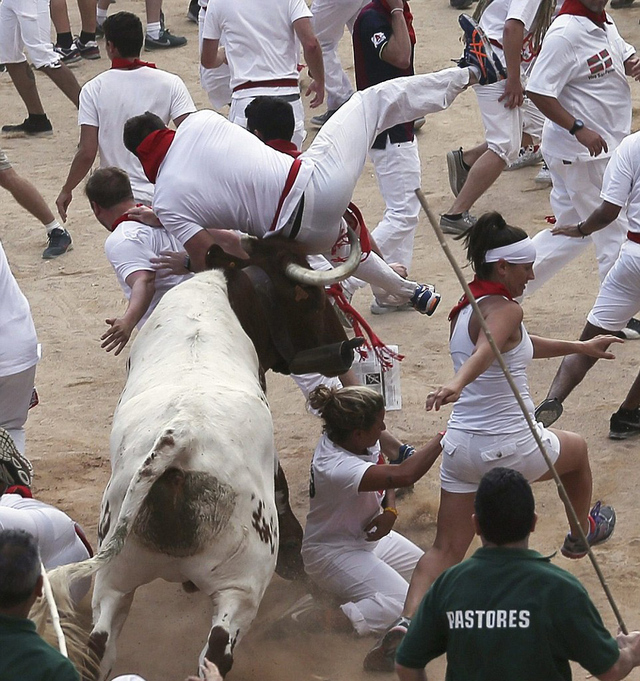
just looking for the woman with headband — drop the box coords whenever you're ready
[364,212,622,672]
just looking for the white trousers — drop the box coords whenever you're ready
[0,0,60,68]
[0,364,36,454]
[525,155,627,297]
[310,0,366,110]
[198,7,231,110]
[304,531,423,635]
[369,139,421,270]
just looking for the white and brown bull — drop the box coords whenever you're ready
[46,234,361,679]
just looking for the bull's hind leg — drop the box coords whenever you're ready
[275,462,304,580]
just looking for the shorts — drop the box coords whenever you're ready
[587,239,640,331]
[0,149,11,172]
[474,80,523,164]
[0,0,60,68]
[440,423,560,494]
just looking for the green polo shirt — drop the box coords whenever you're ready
[0,613,79,681]
[396,547,620,680]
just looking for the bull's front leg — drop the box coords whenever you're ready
[274,462,304,581]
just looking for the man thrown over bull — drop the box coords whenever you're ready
[122,22,506,316]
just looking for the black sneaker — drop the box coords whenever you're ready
[145,29,187,50]
[310,109,338,128]
[534,398,563,428]
[458,14,506,85]
[450,0,474,8]
[561,502,616,559]
[187,0,200,22]
[74,37,101,60]
[43,228,73,259]
[2,117,53,137]
[363,616,411,672]
[609,407,640,440]
[54,43,82,65]
[619,317,640,340]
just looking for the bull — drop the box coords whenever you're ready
[45,232,362,680]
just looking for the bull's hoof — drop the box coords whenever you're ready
[275,539,305,581]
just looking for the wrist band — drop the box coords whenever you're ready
[577,222,587,238]
[184,254,192,271]
[383,507,398,517]
[390,7,404,13]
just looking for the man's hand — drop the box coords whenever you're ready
[101,318,135,355]
[126,205,162,227]
[426,385,460,411]
[551,223,586,238]
[498,77,525,109]
[186,659,223,681]
[364,509,396,541]
[625,57,640,80]
[575,127,608,157]
[305,78,324,108]
[56,190,73,222]
[150,250,191,275]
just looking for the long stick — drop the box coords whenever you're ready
[415,188,628,634]
[41,563,68,657]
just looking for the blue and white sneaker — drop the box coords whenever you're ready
[410,284,441,316]
[561,502,616,559]
[458,14,507,86]
[391,444,415,465]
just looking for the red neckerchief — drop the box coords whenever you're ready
[558,0,609,28]
[378,0,416,44]
[266,139,301,158]
[5,485,32,498]
[448,276,514,321]
[111,57,157,70]
[109,205,145,233]
[136,128,175,183]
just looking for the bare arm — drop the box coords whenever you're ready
[201,38,226,69]
[101,270,155,355]
[396,664,427,681]
[552,201,622,238]
[529,334,622,359]
[363,488,398,541]
[57,124,99,221]
[624,55,640,80]
[294,17,324,108]
[598,631,640,681]
[380,0,411,70]
[173,112,192,127]
[358,433,443,491]
[498,18,525,109]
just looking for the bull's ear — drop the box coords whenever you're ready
[205,245,248,271]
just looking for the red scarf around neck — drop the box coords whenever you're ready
[111,57,157,70]
[558,0,608,27]
[136,128,175,183]
[378,0,416,44]
[109,205,145,232]
[448,276,515,321]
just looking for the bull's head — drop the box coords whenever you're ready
[205,229,363,377]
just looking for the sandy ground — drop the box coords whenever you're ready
[3,0,640,678]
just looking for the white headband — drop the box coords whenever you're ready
[484,237,536,264]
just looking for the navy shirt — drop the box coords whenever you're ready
[353,0,415,149]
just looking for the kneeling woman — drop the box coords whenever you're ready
[301,385,442,636]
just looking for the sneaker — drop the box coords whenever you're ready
[446,147,469,197]
[187,0,200,22]
[534,397,563,428]
[506,145,543,171]
[2,117,53,137]
[450,0,474,7]
[145,29,187,50]
[413,116,426,131]
[534,162,552,188]
[74,37,101,60]
[363,616,411,672]
[391,444,415,464]
[619,317,640,340]
[370,300,413,315]
[54,43,82,65]
[0,427,34,488]
[609,407,640,440]
[43,228,72,259]
[611,0,634,7]
[561,502,616,559]
[310,109,338,128]
[440,211,476,236]
[457,14,506,86]
[410,284,441,316]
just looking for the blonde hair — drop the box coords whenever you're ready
[473,0,556,54]
[309,385,384,444]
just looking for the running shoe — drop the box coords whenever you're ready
[310,109,338,128]
[535,162,552,188]
[2,117,53,137]
[74,37,101,60]
[619,317,640,340]
[506,145,543,171]
[363,616,411,672]
[561,502,616,559]
[411,284,441,316]
[391,444,415,464]
[446,147,469,196]
[54,43,82,65]
[457,14,506,86]
[0,428,34,488]
[609,407,640,440]
[145,29,187,50]
[43,228,73,259]
[534,397,563,428]
[370,300,413,315]
[440,211,476,236]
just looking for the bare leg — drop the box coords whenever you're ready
[50,0,72,34]
[41,64,81,108]
[620,370,640,411]
[78,0,97,33]
[145,0,162,24]
[446,148,506,215]
[460,142,487,168]
[0,168,56,225]
[6,62,46,115]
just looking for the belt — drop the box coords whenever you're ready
[628,231,640,244]
[233,78,298,93]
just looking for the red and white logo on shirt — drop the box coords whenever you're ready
[587,49,613,76]
[371,32,386,48]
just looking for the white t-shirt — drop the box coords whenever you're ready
[527,14,634,162]
[601,131,640,233]
[153,110,314,246]
[78,67,196,205]
[0,241,38,377]
[479,0,544,71]
[302,433,385,568]
[104,220,192,328]
[202,0,310,94]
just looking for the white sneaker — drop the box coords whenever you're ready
[535,162,552,187]
[506,145,543,171]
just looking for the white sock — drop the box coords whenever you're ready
[96,7,108,24]
[44,219,62,234]
[146,22,161,40]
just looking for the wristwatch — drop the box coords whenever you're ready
[569,118,584,136]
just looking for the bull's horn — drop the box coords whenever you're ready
[284,226,362,286]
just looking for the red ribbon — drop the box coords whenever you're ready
[136,128,176,183]
[558,0,608,27]
[5,485,32,498]
[111,57,157,70]
[448,276,514,321]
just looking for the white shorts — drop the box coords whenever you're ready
[474,80,523,164]
[588,239,640,331]
[0,0,60,68]
[440,423,561,494]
